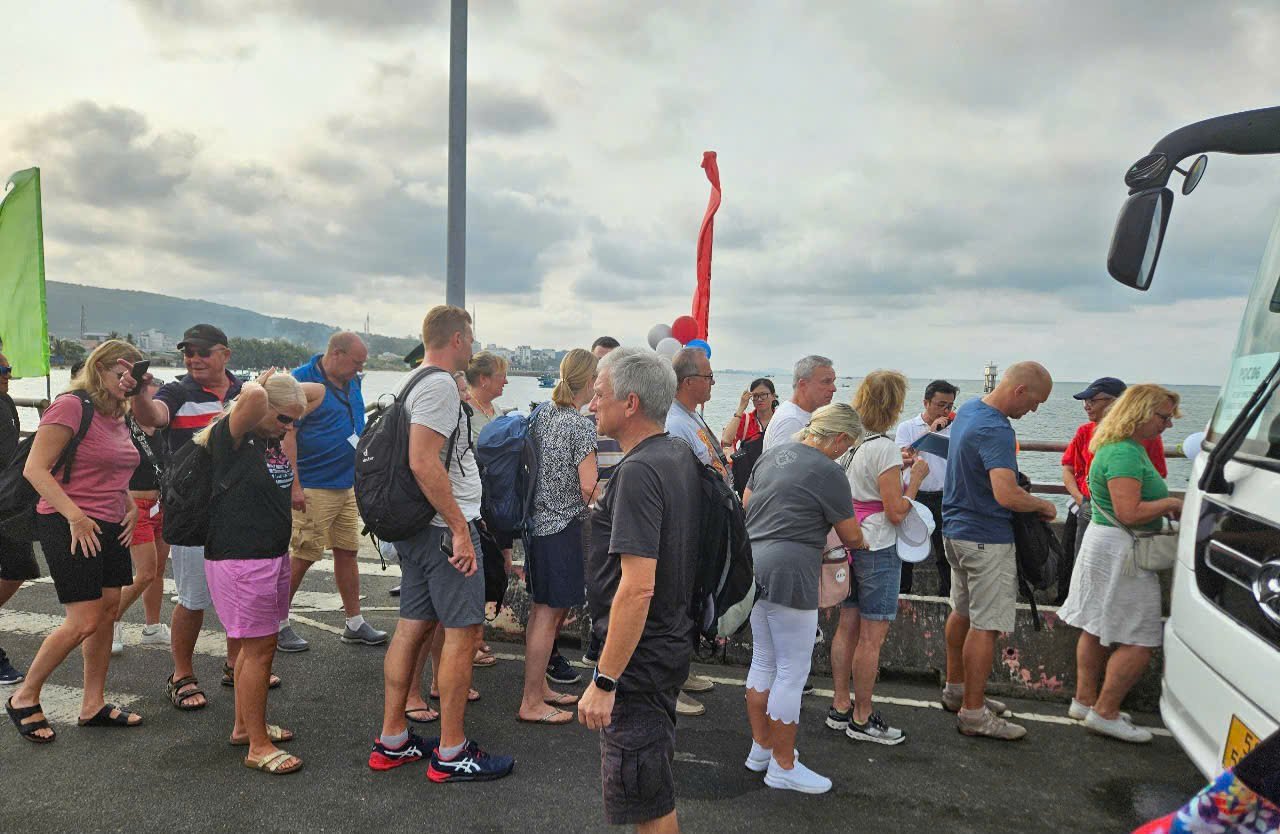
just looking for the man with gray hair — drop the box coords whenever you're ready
[762,355,838,451]
[579,347,702,833]
[666,347,731,486]
[275,333,386,651]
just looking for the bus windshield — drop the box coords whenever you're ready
[1207,208,1280,462]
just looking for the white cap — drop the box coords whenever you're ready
[895,499,937,563]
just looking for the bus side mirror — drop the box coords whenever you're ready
[1107,187,1174,291]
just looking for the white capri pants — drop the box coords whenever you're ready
[745,599,819,725]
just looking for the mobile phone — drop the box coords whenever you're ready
[125,360,150,396]
[440,536,454,558]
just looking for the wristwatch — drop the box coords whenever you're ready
[592,668,618,692]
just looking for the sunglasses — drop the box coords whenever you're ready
[182,347,223,358]
[276,413,295,425]
[0,365,11,376]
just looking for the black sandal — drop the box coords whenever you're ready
[166,674,207,711]
[6,696,55,743]
[78,704,141,727]
[221,663,282,690]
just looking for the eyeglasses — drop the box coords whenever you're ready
[1085,395,1116,407]
[182,347,223,358]
[1155,411,1175,424]
[750,392,772,400]
[687,374,715,383]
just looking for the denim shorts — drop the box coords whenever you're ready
[842,543,902,620]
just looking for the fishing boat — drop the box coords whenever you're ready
[538,373,556,388]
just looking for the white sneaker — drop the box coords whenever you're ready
[957,707,1027,741]
[1084,709,1153,744]
[745,743,797,773]
[1068,698,1130,722]
[764,755,832,794]
[139,623,171,646]
[111,622,125,656]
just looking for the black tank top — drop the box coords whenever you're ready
[127,414,166,491]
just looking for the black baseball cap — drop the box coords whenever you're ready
[1073,377,1126,400]
[177,324,228,350]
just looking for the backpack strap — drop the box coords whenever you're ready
[400,365,460,473]
[51,392,96,485]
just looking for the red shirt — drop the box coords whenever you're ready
[1061,421,1168,499]
[731,412,765,449]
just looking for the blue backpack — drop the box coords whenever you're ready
[475,403,548,537]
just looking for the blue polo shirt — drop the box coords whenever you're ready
[291,354,366,490]
[942,398,1018,544]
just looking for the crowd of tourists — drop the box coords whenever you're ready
[0,310,1187,831]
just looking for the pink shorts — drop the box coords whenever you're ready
[204,555,290,639]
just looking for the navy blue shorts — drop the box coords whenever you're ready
[526,519,585,609]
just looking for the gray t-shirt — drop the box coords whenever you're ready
[745,442,854,610]
[665,401,731,485]
[530,404,597,537]
[398,367,482,525]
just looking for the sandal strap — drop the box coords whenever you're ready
[6,698,46,720]
[249,749,297,772]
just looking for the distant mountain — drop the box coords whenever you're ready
[46,281,418,356]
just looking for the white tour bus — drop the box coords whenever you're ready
[1108,106,1280,777]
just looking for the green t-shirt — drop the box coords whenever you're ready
[1089,438,1169,532]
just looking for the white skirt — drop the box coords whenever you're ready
[1057,523,1162,648]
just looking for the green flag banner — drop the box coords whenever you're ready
[0,168,49,378]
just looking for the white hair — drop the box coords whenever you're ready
[599,347,677,424]
[793,355,833,387]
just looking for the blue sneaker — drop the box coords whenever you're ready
[369,729,437,771]
[546,653,581,685]
[427,739,515,783]
[0,651,23,686]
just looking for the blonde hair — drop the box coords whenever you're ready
[796,402,864,445]
[70,339,144,418]
[421,305,472,350]
[1090,384,1182,453]
[852,370,908,434]
[193,374,307,447]
[552,348,598,409]
[466,351,509,386]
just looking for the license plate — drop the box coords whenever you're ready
[1222,715,1261,769]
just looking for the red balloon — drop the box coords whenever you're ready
[671,315,699,345]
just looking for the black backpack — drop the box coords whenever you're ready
[161,423,254,547]
[354,366,458,542]
[689,451,758,647]
[1012,472,1062,630]
[0,392,95,542]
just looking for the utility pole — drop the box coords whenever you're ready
[445,0,468,310]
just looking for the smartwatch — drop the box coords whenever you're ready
[592,668,618,692]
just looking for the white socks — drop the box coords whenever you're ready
[346,614,366,631]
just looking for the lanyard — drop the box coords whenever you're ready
[315,360,356,429]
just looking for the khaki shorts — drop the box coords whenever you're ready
[943,538,1017,633]
[290,488,361,561]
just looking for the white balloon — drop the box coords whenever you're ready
[1181,430,1206,461]
[647,323,672,349]
[655,337,682,357]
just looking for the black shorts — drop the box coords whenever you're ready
[0,530,40,583]
[526,519,585,609]
[36,512,133,604]
[600,689,678,826]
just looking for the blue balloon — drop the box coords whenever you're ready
[685,338,711,358]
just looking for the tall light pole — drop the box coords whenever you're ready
[445,0,467,309]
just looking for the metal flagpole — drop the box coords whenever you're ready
[445,0,468,310]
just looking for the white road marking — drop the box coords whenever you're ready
[487,652,1172,737]
[0,609,227,657]
[673,752,721,766]
[290,613,345,636]
[7,683,143,725]
[310,557,401,579]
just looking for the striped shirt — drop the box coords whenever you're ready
[155,371,243,454]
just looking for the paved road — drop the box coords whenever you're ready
[1,551,1207,833]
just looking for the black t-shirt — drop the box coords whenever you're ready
[0,393,18,465]
[587,433,702,694]
[205,418,294,561]
[126,415,166,491]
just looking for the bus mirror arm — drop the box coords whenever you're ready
[1199,354,1280,495]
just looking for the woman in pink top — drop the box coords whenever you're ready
[6,340,143,743]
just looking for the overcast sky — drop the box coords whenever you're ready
[7,1,1280,384]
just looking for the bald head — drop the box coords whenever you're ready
[989,360,1053,420]
[323,331,368,385]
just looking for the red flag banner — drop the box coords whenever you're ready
[691,151,721,341]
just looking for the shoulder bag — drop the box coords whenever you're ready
[1091,499,1179,574]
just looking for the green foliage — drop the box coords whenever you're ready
[49,337,86,363]
[227,337,312,371]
